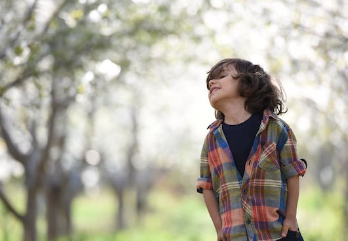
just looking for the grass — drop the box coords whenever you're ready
[73,189,116,233]
[0,184,345,241]
[112,189,215,241]
[297,186,344,241]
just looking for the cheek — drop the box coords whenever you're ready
[228,82,240,96]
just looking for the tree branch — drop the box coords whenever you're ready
[22,0,39,24]
[34,81,60,188]
[29,118,38,151]
[0,0,69,96]
[0,182,25,223]
[0,48,51,97]
[33,0,70,42]
[0,107,28,164]
[0,0,39,61]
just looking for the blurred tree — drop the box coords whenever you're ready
[0,0,211,240]
[0,0,112,240]
[0,1,72,240]
[87,0,212,231]
[275,0,348,225]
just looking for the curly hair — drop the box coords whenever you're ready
[206,58,287,119]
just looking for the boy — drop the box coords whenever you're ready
[196,58,306,241]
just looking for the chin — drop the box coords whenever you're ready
[209,98,220,110]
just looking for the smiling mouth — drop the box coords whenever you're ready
[210,87,220,94]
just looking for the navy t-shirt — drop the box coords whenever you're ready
[222,113,263,177]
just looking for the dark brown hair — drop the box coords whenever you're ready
[206,58,287,119]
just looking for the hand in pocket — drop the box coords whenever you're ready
[282,230,304,241]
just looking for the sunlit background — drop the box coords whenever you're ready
[0,0,347,240]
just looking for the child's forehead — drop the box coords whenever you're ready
[210,63,236,77]
[221,64,236,72]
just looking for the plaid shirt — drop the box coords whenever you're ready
[196,109,306,241]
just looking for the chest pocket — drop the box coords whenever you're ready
[258,142,280,171]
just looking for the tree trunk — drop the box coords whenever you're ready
[116,189,125,230]
[64,201,72,238]
[46,187,59,241]
[46,182,72,241]
[109,170,128,230]
[343,139,348,230]
[23,187,37,241]
[136,187,146,216]
[344,168,348,228]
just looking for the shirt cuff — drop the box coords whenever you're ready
[196,177,213,193]
[281,159,307,180]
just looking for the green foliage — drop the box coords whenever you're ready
[70,9,84,20]
[28,13,36,31]
[14,46,24,56]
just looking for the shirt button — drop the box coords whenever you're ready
[243,189,247,194]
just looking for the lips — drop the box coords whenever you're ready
[210,87,220,95]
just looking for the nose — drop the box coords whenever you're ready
[208,79,216,89]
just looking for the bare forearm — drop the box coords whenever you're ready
[281,175,300,236]
[203,189,222,232]
[286,175,299,220]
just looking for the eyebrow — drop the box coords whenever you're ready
[209,68,225,80]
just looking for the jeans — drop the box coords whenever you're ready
[279,230,304,241]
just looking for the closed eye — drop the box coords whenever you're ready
[219,75,226,79]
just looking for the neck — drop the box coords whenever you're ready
[219,100,251,125]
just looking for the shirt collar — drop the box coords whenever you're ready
[261,108,278,126]
[207,108,279,132]
[207,119,223,131]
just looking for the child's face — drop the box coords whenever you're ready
[207,64,242,109]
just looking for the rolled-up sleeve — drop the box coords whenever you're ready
[196,136,213,193]
[279,128,307,180]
